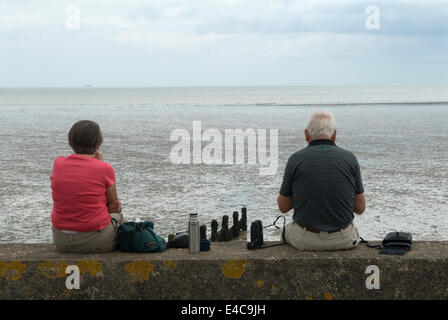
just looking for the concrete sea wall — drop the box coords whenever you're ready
[0,241,447,300]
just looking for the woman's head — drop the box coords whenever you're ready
[68,120,103,154]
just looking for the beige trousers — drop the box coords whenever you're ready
[52,213,127,253]
[283,221,360,251]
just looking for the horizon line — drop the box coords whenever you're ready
[1,82,448,89]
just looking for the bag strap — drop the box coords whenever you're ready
[359,237,383,249]
[261,215,287,248]
[263,215,286,231]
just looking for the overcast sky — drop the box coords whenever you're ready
[0,0,447,87]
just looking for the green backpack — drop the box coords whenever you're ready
[117,221,166,253]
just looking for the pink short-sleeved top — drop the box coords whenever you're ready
[50,154,115,232]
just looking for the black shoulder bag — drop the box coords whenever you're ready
[360,232,412,255]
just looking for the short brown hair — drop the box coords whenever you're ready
[68,120,103,154]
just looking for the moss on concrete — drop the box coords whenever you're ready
[0,241,447,299]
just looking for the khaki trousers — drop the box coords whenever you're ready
[52,213,127,253]
[283,221,360,251]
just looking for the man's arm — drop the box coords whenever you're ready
[277,194,293,213]
[352,156,365,215]
[354,193,365,215]
[278,156,294,214]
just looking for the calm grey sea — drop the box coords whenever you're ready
[0,84,447,243]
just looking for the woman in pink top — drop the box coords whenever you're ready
[51,120,127,253]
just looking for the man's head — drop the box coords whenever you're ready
[304,110,336,143]
[68,120,103,154]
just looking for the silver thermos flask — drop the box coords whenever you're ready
[188,213,200,253]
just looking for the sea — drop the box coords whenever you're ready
[0,84,447,243]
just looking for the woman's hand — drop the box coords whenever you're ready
[107,200,122,213]
[95,150,104,161]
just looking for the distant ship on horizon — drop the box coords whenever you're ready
[83,85,93,88]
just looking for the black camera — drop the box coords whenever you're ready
[247,220,264,250]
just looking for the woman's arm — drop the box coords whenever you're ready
[106,183,122,213]
[98,150,121,213]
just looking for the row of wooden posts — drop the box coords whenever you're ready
[199,207,248,242]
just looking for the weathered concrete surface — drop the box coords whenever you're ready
[1,241,448,300]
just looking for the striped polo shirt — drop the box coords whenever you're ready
[279,139,364,231]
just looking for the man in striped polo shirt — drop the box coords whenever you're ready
[277,110,366,251]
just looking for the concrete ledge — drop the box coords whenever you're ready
[1,241,448,300]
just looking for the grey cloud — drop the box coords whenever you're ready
[128,0,448,37]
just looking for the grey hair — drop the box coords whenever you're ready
[306,110,336,140]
